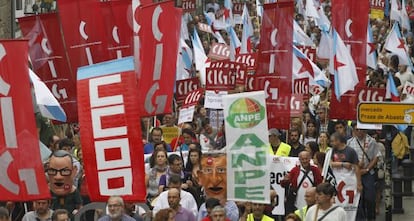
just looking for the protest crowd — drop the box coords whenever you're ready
[1,0,414,221]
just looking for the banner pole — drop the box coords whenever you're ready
[216,109,220,131]
[146,117,151,143]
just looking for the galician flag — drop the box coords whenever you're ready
[330,29,359,101]
[293,20,314,46]
[29,69,67,122]
[241,4,253,53]
[293,45,329,92]
[191,28,208,85]
[384,23,412,67]
[367,22,377,69]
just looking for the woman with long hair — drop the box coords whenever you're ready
[301,119,319,145]
[184,148,204,207]
[305,141,319,158]
[318,132,331,153]
[145,149,168,204]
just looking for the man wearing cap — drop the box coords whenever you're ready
[268,128,291,156]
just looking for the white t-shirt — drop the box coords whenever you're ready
[305,204,347,221]
[295,168,315,209]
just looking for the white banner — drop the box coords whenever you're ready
[269,156,300,215]
[332,168,360,220]
[178,105,195,124]
[204,90,227,109]
[224,91,270,204]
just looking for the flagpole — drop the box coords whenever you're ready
[314,149,333,221]
[146,117,150,143]
[216,109,220,132]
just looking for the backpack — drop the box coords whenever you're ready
[392,132,409,159]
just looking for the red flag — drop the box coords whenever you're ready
[99,0,134,59]
[18,13,78,123]
[0,40,50,201]
[135,1,182,116]
[77,57,146,202]
[57,0,113,71]
[255,1,293,129]
[256,1,293,76]
[251,75,291,129]
[330,0,369,120]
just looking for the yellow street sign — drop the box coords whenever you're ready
[358,102,414,125]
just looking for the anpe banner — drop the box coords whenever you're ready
[332,168,360,220]
[135,1,181,116]
[18,13,78,122]
[0,40,50,201]
[57,0,112,72]
[269,156,300,215]
[256,1,293,76]
[77,57,146,202]
[251,75,291,129]
[330,0,369,120]
[223,91,270,204]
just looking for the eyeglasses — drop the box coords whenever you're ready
[46,168,72,176]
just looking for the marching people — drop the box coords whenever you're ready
[22,200,53,221]
[51,209,69,221]
[153,175,198,218]
[281,151,322,214]
[347,123,379,221]
[288,128,306,157]
[97,196,136,221]
[294,187,316,221]
[268,129,291,156]
[9,1,414,221]
[304,183,347,221]
[239,202,274,221]
[329,132,363,192]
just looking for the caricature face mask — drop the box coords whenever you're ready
[198,154,227,199]
[47,151,75,196]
